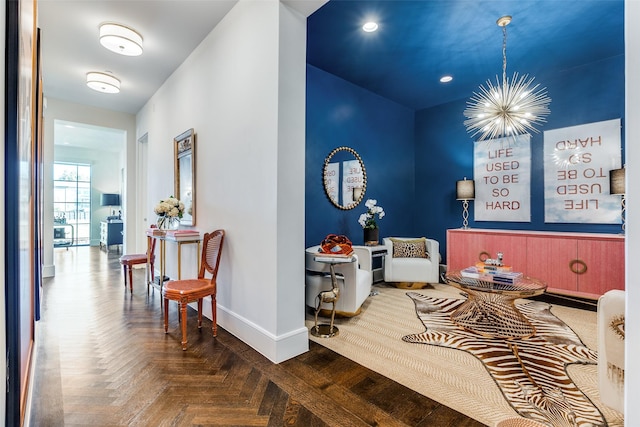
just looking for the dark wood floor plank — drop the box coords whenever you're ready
[30,247,486,426]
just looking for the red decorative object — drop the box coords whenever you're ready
[320,234,353,255]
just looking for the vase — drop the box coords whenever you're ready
[157,216,180,230]
[364,227,379,246]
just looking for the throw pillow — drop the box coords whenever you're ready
[389,237,429,259]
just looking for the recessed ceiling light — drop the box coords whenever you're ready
[440,75,453,83]
[99,23,143,56]
[362,22,378,32]
[86,72,121,94]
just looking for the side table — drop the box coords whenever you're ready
[353,245,387,283]
[310,254,356,338]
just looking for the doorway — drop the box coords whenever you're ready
[53,162,91,246]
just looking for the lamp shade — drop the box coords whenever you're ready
[99,23,143,56]
[456,179,475,200]
[610,168,625,195]
[101,193,120,206]
[86,72,120,94]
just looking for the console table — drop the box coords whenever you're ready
[146,230,201,293]
[447,228,624,299]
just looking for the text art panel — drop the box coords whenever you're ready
[544,119,621,224]
[474,134,531,222]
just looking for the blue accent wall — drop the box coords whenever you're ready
[305,65,415,247]
[415,55,625,261]
[306,55,624,263]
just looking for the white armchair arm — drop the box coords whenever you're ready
[352,246,373,273]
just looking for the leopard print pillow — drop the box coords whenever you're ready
[390,237,429,259]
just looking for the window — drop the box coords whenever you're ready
[53,163,91,246]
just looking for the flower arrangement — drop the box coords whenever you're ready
[154,196,185,218]
[358,199,385,229]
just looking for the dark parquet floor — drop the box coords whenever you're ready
[29,246,485,426]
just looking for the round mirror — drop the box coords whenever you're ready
[323,146,367,210]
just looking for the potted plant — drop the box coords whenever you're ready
[358,199,385,246]
[154,196,185,230]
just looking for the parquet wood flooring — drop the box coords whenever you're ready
[30,246,485,426]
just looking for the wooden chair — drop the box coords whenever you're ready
[119,225,157,293]
[163,229,225,350]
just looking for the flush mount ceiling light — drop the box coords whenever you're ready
[464,16,551,142]
[362,21,378,32]
[99,23,143,56]
[440,75,453,83]
[86,72,120,94]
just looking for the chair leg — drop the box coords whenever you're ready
[122,265,127,287]
[180,301,188,350]
[197,299,203,329]
[211,295,217,337]
[164,298,169,333]
[128,266,134,293]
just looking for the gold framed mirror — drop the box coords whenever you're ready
[323,146,367,210]
[174,128,196,226]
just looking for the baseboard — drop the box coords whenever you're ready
[23,322,41,427]
[191,298,309,364]
[532,292,598,312]
[42,264,55,278]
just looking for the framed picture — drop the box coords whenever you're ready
[543,119,621,224]
[474,134,531,222]
[174,129,196,226]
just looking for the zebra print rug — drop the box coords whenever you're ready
[403,292,606,427]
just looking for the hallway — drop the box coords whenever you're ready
[29,246,482,426]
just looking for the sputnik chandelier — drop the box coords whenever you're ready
[464,16,551,142]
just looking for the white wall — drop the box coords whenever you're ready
[136,0,310,362]
[42,98,136,276]
[625,1,639,423]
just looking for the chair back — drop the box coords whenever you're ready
[147,224,158,262]
[199,229,225,280]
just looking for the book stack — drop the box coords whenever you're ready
[474,261,513,273]
[147,228,166,237]
[314,248,354,263]
[461,264,523,284]
[165,229,201,241]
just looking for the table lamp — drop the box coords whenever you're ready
[101,193,121,220]
[456,178,475,229]
[609,167,625,233]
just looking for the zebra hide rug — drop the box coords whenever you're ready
[403,292,606,427]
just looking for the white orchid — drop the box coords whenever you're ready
[358,199,385,229]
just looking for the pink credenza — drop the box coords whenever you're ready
[446,228,625,300]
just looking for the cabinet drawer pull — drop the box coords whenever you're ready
[478,251,491,262]
[569,259,587,275]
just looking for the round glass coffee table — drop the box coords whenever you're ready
[443,271,547,339]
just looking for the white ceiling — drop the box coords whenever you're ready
[38,0,238,115]
[39,0,324,150]
[54,120,126,153]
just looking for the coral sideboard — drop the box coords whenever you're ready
[447,228,625,300]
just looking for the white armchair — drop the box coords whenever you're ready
[383,237,440,288]
[305,245,373,317]
[597,289,625,414]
